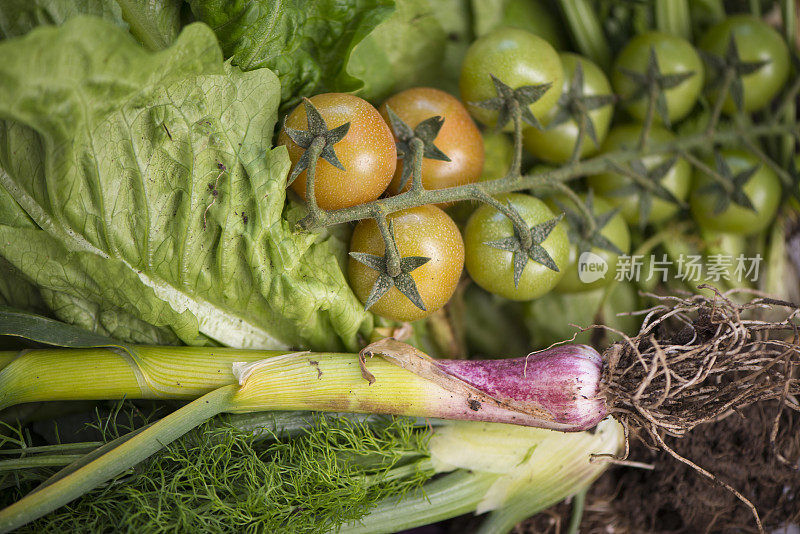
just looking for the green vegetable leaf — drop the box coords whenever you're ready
[0,17,372,351]
[115,0,182,50]
[0,0,182,50]
[348,0,446,102]
[0,306,129,349]
[188,0,394,105]
[0,0,126,39]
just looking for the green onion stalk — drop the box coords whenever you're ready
[0,339,607,429]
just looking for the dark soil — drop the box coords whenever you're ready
[517,401,800,534]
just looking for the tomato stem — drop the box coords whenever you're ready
[301,136,328,224]
[509,100,524,178]
[738,133,795,187]
[549,181,597,237]
[299,122,793,231]
[569,112,587,165]
[408,137,426,194]
[638,82,659,150]
[375,214,402,278]
[680,150,734,194]
[705,67,735,135]
[473,189,534,251]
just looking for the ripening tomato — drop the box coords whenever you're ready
[380,87,484,194]
[698,15,790,114]
[348,205,464,322]
[464,193,568,300]
[612,32,705,124]
[459,28,564,129]
[278,93,396,210]
[523,53,614,163]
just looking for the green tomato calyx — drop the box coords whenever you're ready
[484,204,563,288]
[549,62,616,151]
[697,151,761,215]
[700,36,770,113]
[607,156,685,230]
[555,190,623,257]
[349,251,431,312]
[618,46,696,127]
[383,104,451,190]
[284,97,351,186]
[469,74,552,131]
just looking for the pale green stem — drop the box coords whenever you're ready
[0,346,286,410]
[638,83,659,150]
[655,0,691,39]
[0,455,86,472]
[509,100,524,179]
[408,137,426,194]
[566,489,587,534]
[705,69,735,135]
[337,471,497,534]
[557,0,612,69]
[0,442,102,456]
[375,213,402,277]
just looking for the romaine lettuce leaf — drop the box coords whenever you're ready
[0,17,373,351]
[188,0,393,105]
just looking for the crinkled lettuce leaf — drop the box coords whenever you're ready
[0,0,182,50]
[188,0,394,105]
[0,17,373,351]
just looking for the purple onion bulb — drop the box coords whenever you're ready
[434,344,607,430]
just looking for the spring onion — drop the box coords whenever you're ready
[0,339,607,431]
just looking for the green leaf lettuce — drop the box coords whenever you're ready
[188,0,394,105]
[0,17,373,351]
[0,0,182,50]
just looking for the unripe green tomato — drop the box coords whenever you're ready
[546,195,631,293]
[475,0,566,50]
[586,124,692,226]
[481,132,514,181]
[523,53,614,163]
[464,193,568,300]
[689,149,781,235]
[698,15,790,114]
[612,32,705,124]
[459,28,563,130]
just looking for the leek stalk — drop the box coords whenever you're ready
[0,341,607,431]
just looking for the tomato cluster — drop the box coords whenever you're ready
[279,13,793,323]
